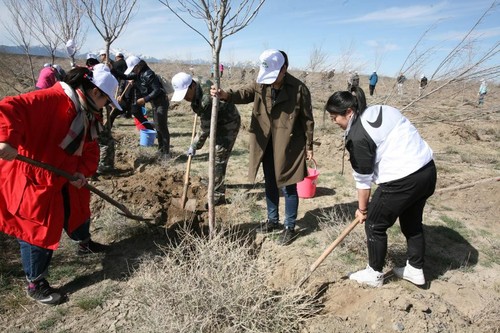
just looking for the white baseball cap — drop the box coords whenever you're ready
[98,49,106,56]
[256,49,285,84]
[171,72,193,102]
[124,55,141,75]
[91,65,122,110]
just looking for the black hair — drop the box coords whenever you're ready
[134,60,148,73]
[64,67,97,91]
[279,50,289,68]
[86,58,100,67]
[325,86,367,116]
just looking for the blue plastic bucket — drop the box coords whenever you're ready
[139,129,156,146]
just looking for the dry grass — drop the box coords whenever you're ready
[0,52,499,333]
[126,228,319,333]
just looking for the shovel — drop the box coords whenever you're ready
[16,155,153,222]
[174,114,198,211]
[297,217,360,288]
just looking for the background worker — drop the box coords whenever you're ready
[419,74,428,97]
[351,71,360,88]
[171,72,240,206]
[212,49,314,245]
[478,79,488,105]
[114,56,170,157]
[109,52,133,125]
[369,71,378,96]
[35,64,57,90]
[397,72,406,95]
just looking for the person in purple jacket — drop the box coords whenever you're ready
[35,65,57,90]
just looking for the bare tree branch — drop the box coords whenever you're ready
[1,0,37,86]
[48,0,88,66]
[80,0,138,59]
[308,43,329,72]
[390,1,499,112]
[158,0,266,235]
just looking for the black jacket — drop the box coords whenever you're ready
[113,59,127,75]
[113,63,166,104]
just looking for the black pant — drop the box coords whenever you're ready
[365,160,437,271]
[151,98,170,154]
[369,84,375,96]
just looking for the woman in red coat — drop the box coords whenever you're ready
[0,66,121,305]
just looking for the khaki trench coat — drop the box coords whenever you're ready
[227,72,314,188]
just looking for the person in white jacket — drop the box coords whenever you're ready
[325,87,437,287]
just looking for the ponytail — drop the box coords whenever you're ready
[325,86,367,117]
[350,86,367,115]
[64,67,96,91]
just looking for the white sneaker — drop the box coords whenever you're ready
[348,265,384,287]
[393,261,425,286]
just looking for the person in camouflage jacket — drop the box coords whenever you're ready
[171,72,240,205]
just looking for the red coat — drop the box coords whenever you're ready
[0,82,99,250]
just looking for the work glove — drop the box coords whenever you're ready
[186,146,196,156]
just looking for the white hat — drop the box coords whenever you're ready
[256,49,285,84]
[66,39,76,56]
[43,63,52,68]
[124,55,141,75]
[171,72,193,102]
[91,65,122,111]
[115,52,124,57]
[421,74,425,79]
[98,49,106,56]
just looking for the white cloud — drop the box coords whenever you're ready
[431,26,500,42]
[340,2,450,25]
[365,40,399,52]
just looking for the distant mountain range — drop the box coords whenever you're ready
[0,44,215,66]
[0,44,255,68]
[0,44,164,63]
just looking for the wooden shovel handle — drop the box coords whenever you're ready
[309,217,360,272]
[15,155,133,216]
[180,114,198,208]
[298,216,360,287]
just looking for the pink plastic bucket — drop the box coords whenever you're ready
[297,159,319,198]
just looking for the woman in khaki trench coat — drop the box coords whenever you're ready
[213,49,314,245]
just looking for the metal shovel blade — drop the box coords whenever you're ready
[173,197,197,212]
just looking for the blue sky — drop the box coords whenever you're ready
[0,0,498,78]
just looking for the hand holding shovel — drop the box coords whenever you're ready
[16,155,153,222]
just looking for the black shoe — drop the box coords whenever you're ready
[78,240,110,255]
[96,166,114,175]
[258,220,282,234]
[204,196,230,209]
[277,227,297,245]
[215,196,230,206]
[27,279,64,305]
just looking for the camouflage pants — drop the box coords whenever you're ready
[214,122,240,199]
[97,125,115,173]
